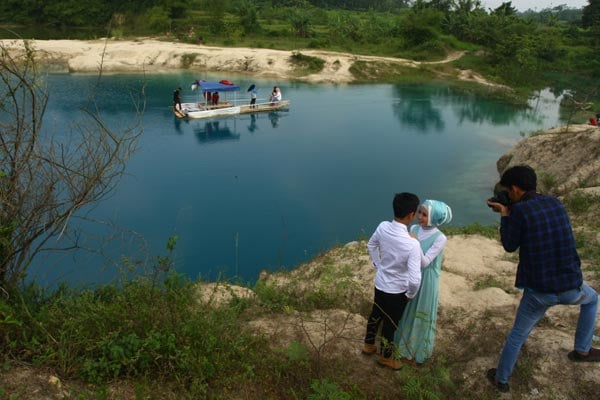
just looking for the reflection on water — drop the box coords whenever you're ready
[391,84,551,130]
[392,85,444,132]
[268,112,280,128]
[193,120,240,144]
[173,117,184,134]
[31,73,565,286]
[170,109,288,144]
[247,114,258,132]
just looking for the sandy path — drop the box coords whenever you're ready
[1,38,501,87]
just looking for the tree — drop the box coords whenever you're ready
[290,8,312,38]
[41,0,111,28]
[204,0,227,34]
[399,8,444,46]
[492,1,517,17]
[0,41,143,290]
[145,6,171,31]
[238,0,262,35]
[582,0,600,28]
[582,0,600,44]
[328,11,363,42]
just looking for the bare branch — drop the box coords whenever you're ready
[0,40,144,288]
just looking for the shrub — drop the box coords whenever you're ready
[289,51,325,75]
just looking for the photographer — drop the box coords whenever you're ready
[486,165,599,393]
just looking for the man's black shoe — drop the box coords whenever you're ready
[568,347,600,362]
[486,368,509,393]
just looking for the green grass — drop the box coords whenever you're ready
[0,269,462,398]
[349,61,438,83]
[444,223,499,239]
[2,275,265,393]
[563,191,600,277]
[538,172,558,194]
[564,191,600,215]
[288,51,326,76]
[473,274,504,291]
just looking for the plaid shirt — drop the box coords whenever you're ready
[500,192,582,293]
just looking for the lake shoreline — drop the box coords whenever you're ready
[1,37,507,89]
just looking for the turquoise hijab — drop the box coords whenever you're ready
[422,199,452,227]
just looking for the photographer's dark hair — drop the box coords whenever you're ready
[393,192,420,219]
[500,165,537,191]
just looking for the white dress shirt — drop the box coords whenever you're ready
[367,220,422,298]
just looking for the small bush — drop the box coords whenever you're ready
[538,172,557,193]
[180,53,198,68]
[1,270,272,392]
[307,38,330,49]
[473,274,503,290]
[564,191,600,214]
[307,379,356,400]
[289,51,325,75]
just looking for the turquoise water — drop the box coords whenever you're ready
[30,72,563,285]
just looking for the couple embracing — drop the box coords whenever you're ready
[362,193,452,370]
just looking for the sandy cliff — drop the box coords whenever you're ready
[242,124,600,397]
[1,38,499,86]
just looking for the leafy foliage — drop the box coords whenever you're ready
[582,0,600,28]
[1,0,597,95]
[307,379,356,400]
[289,51,326,74]
[1,270,259,388]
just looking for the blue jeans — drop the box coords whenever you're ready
[495,284,598,384]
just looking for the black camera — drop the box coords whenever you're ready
[487,190,510,207]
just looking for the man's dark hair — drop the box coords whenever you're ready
[393,192,419,219]
[500,165,537,191]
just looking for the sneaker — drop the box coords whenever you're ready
[362,343,377,355]
[486,368,509,393]
[377,355,403,370]
[568,347,600,362]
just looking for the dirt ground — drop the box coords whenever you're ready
[254,235,600,399]
[0,38,505,89]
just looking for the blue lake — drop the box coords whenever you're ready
[31,72,563,285]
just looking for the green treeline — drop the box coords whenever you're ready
[1,1,599,92]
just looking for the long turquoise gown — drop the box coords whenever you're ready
[395,226,444,363]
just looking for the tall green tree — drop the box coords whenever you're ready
[290,8,312,37]
[492,1,517,16]
[238,0,261,35]
[42,0,111,27]
[582,0,600,28]
[203,0,227,34]
[399,8,444,46]
[328,11,363,42]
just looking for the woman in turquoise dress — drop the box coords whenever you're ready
[395,199,452,364]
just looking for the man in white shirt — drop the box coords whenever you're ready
[363,192,422,370]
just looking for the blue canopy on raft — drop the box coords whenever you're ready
[191,80,241,93]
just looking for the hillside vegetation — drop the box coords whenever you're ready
[1,1,599,97]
